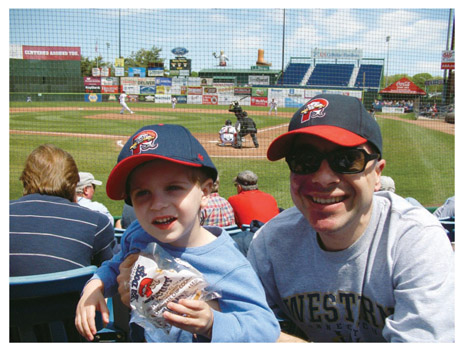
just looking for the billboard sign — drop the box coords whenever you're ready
[441,50,455,70]
[23,46,81,61]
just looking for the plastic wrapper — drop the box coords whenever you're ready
[129,242,220,335]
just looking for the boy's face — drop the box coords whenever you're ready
[288,135,385,247]
[129,159,213,247]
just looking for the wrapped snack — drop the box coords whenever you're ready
[129,242,220,335]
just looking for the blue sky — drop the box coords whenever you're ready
[8,5,455,77]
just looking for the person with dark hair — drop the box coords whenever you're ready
[247,94,454,342]
[10,144,114,276]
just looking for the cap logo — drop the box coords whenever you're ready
[129,130,158,155]
[300,98,329,123]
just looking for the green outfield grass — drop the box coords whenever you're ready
[9,102,454,217]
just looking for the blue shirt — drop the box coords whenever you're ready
[10,193,115,276]
[94,220,280,342]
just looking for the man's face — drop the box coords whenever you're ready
[288,135,385,247]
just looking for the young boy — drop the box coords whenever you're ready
[75,124,280,342]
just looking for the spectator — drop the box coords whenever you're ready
[379,175,395,192]
[228,170,279,227]
[201,175,235,227]
[115,203,137,229]
[10,144,114,277]
[247,94,454,342]
[433,196,455,219]
[76,172,114,226]
[74,124,280,342]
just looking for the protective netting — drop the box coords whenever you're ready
[9,8,454,217]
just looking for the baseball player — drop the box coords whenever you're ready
[268,98,278,115]
[234,111,259,149]
[119,91,134,115]
[218,119,237,146]
[171,96,177,109]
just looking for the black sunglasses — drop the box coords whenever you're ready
[286,148,380,175]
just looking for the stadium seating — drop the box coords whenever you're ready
[10,266,127,342]
[278,63,311,85]
[354,64,383,88]
[10,266,99,342]
[307,64,354,87]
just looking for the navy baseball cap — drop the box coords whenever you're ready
[267,94,382,161]
[106,124,218,201]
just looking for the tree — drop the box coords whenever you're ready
[124,45,163,68]
[80,56,113,76]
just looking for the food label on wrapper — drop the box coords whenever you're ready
[129,243,220,334]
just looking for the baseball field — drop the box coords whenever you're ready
[9,101,455,218]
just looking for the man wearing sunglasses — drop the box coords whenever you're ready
[247,94,454,342]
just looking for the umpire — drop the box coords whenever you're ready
[229,101,259,148]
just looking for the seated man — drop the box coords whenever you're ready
[10,144,114,276]
[76,172,114,226]
[228,170,279,227]
[247,94,454,342]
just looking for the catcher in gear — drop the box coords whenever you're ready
[229,102,259,149]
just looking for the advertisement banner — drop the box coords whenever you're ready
[155,86,171,94]
[123,85,140,94]
[85,93,102,102]
[115,58,124,67]
[101,85,119,94]
[200,78,213,86]
[252,87,268,97]
[203,87,217,94]
[102,77,119,85]
[147,67,164,77]
[174,95,188,104]
[92,68,101,77]
[155,77,172,86]
[187,95,203,105]
[234,87,251,96]
[251,96,268,107]
[154,94,172,104]
[311,48,362,60]
[84,77,101,85]
[23,46,81,61]
[85,85,101,93]
[140,86,157,94]
[115,67,125,77]
[249,75,270,86]
[187,87,203,95]
[441,50,455,70]
[100,67,111,77]
[203,95,219,105]
[128,67,146,77]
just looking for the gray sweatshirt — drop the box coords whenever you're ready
[248,191,454,342]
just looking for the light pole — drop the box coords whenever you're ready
[106,43,110,63]
[385,36,390,87]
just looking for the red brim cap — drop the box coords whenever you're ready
[106,154,203,201]
[267,125,367,161]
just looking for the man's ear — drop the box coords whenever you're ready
[374,159,386,192]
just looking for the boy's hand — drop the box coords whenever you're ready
[117,253,140,307]
[75,279,109,341]
[163,299,215,339]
